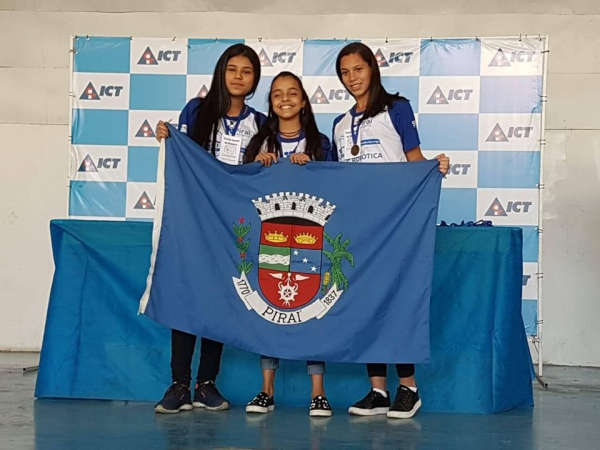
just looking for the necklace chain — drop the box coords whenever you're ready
[280,129,301,137]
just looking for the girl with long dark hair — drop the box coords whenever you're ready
[244,71,333,165]
[332,42,449,420]
[153,43,265,414]
[243,72,334,417]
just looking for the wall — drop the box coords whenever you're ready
[1,0,598,366]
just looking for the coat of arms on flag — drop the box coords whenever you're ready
[232,192,354,325]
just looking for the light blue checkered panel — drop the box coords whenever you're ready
[522,299,538,336]
[247,76,273,114]
[303,40,354,77]
[188,39,245,75]
[478,151,540,189]
[69,180,127,217]
[419,114,479,151]
[437,188,478,224]
[130,74,187,111]
[72,109,129,146]
[420,39,481,77]
[74,37,131,73]
[127,147,159,183]
[480,76,543,114]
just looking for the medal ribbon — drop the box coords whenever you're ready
[351,112,362,147]
[222,106,247,136]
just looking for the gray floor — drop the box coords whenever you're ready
[1,353,599,450]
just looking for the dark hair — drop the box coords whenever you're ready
[244,72,324,163]
[190,44,261,153]
[335,42,406,121]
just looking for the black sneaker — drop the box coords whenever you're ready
[193,381,230,411]
[245,392,275,414]
[387,385,422,419]
[309,395,332,417]
[348,389,391,416]
[154,382,193,414]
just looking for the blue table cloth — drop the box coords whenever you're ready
[36,220,533,414]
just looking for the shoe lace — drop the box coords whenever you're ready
[200,381,220,396]
[363,390,380,407]
[394,387,413,409]
[168,383,188,397]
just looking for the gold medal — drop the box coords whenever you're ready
[351,144,360,156]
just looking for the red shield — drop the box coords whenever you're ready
[258,218,323,309]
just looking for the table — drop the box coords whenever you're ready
[35,220,533,413]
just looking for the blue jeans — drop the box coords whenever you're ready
[260,356,326,375]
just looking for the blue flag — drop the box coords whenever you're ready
[140,125,442,364]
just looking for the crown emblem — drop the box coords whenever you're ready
[294,233,318,245]
[264,231,288,243]
[253,192,336,226]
